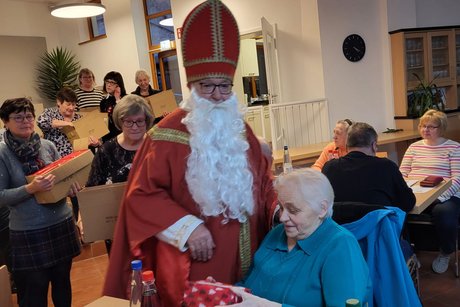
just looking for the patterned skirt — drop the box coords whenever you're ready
[9,217,81,271]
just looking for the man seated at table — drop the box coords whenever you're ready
[322,122,415,212]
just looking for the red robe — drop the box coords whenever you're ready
[103,108,276,306]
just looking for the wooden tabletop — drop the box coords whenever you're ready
[410,179,453,214]
[273,130,420,165]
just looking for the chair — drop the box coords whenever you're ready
[0,265,13,307]
[333,203,421,307]
[406,213,460,277]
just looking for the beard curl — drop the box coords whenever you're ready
[181,89,254,223]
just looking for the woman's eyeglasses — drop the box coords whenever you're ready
[122,119,146,128]
[105,80,118,86]
[420,125,439,130]
[9,114,35,123]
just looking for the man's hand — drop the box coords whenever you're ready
[187,224,215,262]
[68,182,82,198]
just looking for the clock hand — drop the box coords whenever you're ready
[353,46,361,52]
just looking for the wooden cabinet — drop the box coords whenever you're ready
[390,27,459,117]
[245,106,264,137]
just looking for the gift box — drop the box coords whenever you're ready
[62,109,108,142]
[26,149,93,204]
[182,280,249,306]
[77,182,127,243]
[145,90,177,117]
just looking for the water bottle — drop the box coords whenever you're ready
[141,270,160,307]
[283,145,293,174]
[129,260,142,307]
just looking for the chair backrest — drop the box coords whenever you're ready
[376,151,388,158]
[0,265,13,307]
[340,207,421,307]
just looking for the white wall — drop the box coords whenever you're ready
[318,0,392,131]
[56,0,147,92]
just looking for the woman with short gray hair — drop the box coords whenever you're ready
[231,168,372,306]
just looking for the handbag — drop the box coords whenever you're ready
[419,176,443,187]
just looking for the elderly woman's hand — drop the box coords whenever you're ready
[224,287,281,307]
[186,224,215,262]
[25,174,56,194]
[88,135,101,147]
[68,182,82,198]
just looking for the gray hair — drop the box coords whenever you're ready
[112,94,155,130]
[275,168,334,218]
[135,69,151,83]
[346,122,377,148]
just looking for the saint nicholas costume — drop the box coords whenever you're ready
[103,1,277,306]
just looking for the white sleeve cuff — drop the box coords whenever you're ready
[155,215,203,252]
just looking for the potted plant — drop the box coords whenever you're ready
[407,73,445,118]
[36,47,80,104]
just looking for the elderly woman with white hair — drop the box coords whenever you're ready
[230,168,372,307]
[131,69,161,98]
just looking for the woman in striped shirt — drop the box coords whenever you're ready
[400,109,460,274]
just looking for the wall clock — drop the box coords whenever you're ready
[342,34,366,62]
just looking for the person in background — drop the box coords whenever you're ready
[323,122,415,212]
[74,68,105,110]
[86,94,155,254]
[37,87,82,157]
[86,94,154,186]
[229,169,372,307]
[132,69,170,125]
[311,119,353,171]
[131,69,161,98]
[0,98,81,307]
[100,71,127,143]
[400,109,460,274]
[103,1,276,305]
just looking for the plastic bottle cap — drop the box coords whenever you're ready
[345,298,360,306]
[142,270,155,282]
[131,260,142,270]
[284,145,288,150]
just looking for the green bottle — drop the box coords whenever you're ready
[345,298,361,307]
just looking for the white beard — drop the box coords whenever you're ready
[181,89,254,223]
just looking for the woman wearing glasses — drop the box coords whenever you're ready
[100,71,127,143]
[86,94,154,254]
[311,119,353,171]
[74,68,104,110]
[0,98,81,307]
[87,94,154,187]
[400,109,460,274]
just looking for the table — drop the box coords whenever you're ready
[409,179,453,214]
[272,130,420,168]
[85,296,129,306]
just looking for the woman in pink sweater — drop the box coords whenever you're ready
[400,109,460,274]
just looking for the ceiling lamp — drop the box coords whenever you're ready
[159,17,174,27]
[50,3,106,19]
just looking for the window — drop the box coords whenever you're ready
[79,0,107,44]
[143,0,182,103]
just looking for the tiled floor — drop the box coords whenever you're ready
[8,248,460,306]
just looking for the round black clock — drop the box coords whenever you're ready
[342,34,366,62]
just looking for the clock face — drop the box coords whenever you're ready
[342,34,366,62]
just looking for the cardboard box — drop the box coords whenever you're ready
[33,103,44,137]
[26,150,93,204]
[145,90,177,117]
[77,182,127,243]
[62,109,108,141]
[72,137,90,151]
[85,296,129,307]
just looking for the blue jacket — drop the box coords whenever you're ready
[342,207,421,307]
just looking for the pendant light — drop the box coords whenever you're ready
[50,3,106,19]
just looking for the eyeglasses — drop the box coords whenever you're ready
[9,114,35,123]
[122,119,146,128]
[105,80,118,86]
[199,82,233,94]
[420,125,439,130]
